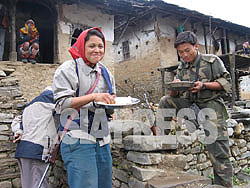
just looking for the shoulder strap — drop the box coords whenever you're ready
[74,59,101,95]
[86,65,101,94]
[101,66,113,94]
[195,55,201,81]
[74,59,80,97]
[74,59,113,95]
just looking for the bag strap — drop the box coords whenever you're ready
[74,59,101,96]
[87,66,101,94]
[101,66,113,94]
[195,55,202,81]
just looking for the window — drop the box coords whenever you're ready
[71,28,83,46]
[122,40,130,60]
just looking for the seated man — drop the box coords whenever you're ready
[243,41,250,54]
[19,19,39,63]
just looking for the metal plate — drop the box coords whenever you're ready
[95,97,140,108]
[165,81,195,91]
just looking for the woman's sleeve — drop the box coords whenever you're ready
[11,115,23,136]
[52,61,78,113]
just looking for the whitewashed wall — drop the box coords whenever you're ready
[57,3,114,71]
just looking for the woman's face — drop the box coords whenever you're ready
[85,35,105,65]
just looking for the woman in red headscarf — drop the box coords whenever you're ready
[52,27,115,188]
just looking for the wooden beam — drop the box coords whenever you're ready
[202,24,208,54]
[230,52,236,106]
[223,28,228,53]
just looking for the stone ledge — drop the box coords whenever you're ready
[123,135,178,151]
[147,174,211,188]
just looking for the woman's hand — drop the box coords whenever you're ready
[92,93,115,104]
[13,134,22,143]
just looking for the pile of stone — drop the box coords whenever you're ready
[0,67,24,188]
[109,101,250,188]
[0,66,66,188]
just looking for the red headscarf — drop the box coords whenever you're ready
[69,27,105,66]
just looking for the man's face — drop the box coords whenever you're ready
[176,42,198,63]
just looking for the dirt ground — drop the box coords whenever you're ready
[0,61,59,102]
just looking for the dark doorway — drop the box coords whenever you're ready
[16,1,55,63]
[71,28,83,46]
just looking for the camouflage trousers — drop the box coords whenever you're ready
[159,96,233,188]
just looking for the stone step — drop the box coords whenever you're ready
[0,172,20,181]
[147,174,212,188]
[123,135,178,151]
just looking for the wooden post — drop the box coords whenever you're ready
[223,28,228,54]
[53,3,59,64]
[9,0,17,61]
[235,70,239,100]
[158,68,166,96]
[161,69,165,96]
[230,52,236,106]
[202,24,208,54]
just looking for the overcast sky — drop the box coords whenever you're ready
[164,0,250,28]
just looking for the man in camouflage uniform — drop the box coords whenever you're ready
[158,31,233,187]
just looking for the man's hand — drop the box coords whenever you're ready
[189,81,203,93]
[13,134,22,143]
[168,79,181,97]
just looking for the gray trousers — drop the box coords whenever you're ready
[17,158,49,188]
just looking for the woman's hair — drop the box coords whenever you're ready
[85,29,105,44]
[174,31,197,48]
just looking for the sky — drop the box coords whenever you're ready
[163,0,250,28]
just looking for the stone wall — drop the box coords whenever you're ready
[110,105,250,188]
[0,62,62,188]
[0,66,26,187]
[1,62,250,187]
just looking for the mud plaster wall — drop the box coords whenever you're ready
[113,12,244,101]
[114,16,210,102]
[240,76,250,100]
[57,3,115,73]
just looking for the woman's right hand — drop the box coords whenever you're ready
[13,134,22,143]
[92,93,115,104]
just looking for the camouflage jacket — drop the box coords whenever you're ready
[176,52,232,103]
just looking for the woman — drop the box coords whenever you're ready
[52,27,115,188]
